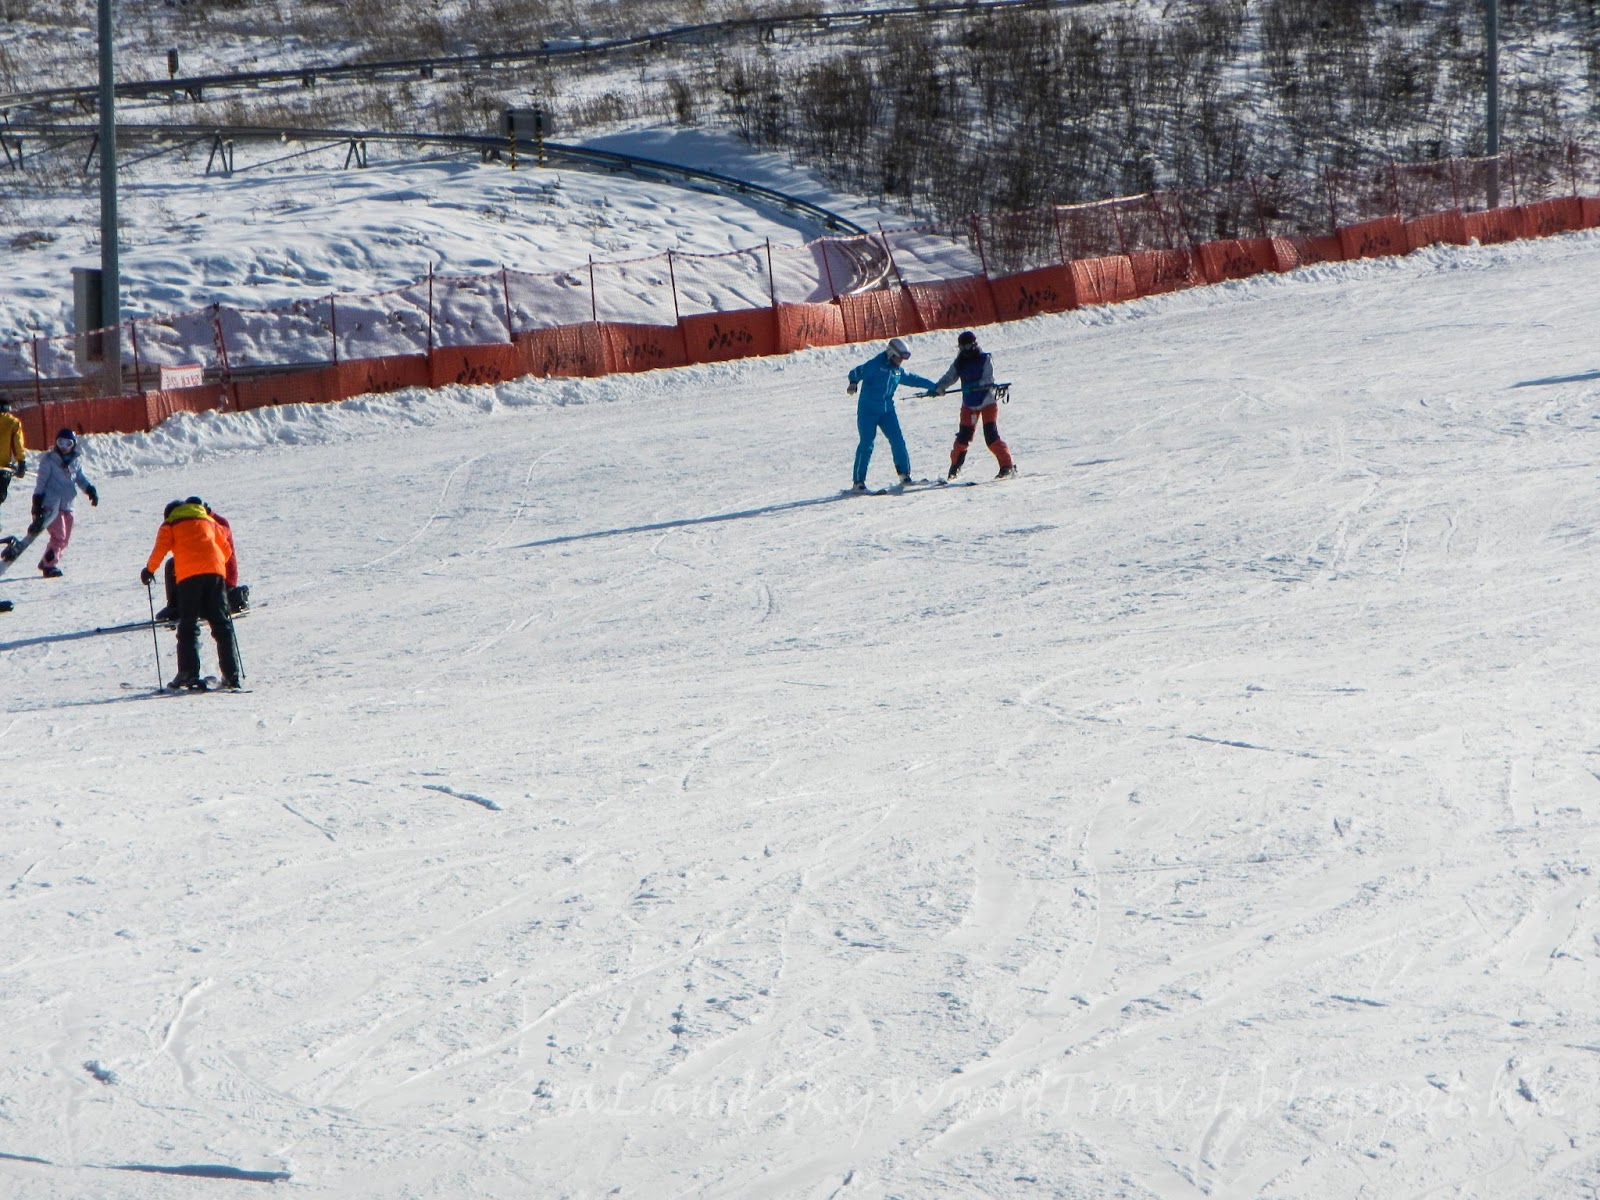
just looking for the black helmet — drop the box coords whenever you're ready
[957,330,978,346]
[163,499,184,519]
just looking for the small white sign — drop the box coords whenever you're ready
[159,364,204,390]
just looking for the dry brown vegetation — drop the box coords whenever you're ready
[5,0,1600,228]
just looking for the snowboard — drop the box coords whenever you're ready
[0,505,60,578]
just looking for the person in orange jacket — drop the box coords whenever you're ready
[142,496,244,690]
[154,498,248,622]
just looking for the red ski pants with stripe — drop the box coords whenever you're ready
[950,403,1012,473]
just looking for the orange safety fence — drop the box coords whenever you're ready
[146,383,226,428]
[680,309,780,364]
[839,290,922,344]
[1294,233,1347,266]
[1405,210,1469,252]
[1067,256,1138,307]
[1194,238,1281,284]
[776,302,848,352]
[337,354,432,397]
[20,397,146,445]
[1337,216,1409,260]
[905,277,998,333]
[1463,206,1529,245]
[429,342,528,389]
[1128,248,1203,296]
[1522,196,1585,237]
[514,323,606,379]
[595,323,689,375]
[233,366,340,412]
[987,266,1076,319]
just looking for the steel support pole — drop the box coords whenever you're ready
[98,0,123,395]
[1486,0,1500,209]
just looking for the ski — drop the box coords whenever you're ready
[120,683,192,697]
[104,619,175,635]
[845,478,943,497]
[120,677,253,695]
[939,470,1024,489]
[66,605,255,640]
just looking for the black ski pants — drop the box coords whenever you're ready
[175,572,242,682]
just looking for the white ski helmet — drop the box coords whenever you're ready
[886,337,911,361]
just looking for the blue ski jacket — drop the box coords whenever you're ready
[934,349,997,409]
[32,447,93,514]
[848,351,938,418]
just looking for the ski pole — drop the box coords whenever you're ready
[145,579,164,690]
[226,604,245,684]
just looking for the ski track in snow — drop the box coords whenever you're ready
[2,232,1600,1197]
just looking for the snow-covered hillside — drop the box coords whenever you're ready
[3,222,1599,1198]
[0,129,889,347]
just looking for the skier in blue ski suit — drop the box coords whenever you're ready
[846,338,938,490]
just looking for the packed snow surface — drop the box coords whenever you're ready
[4,223,1600,1195]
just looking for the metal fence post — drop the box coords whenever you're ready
[501,267,514,341]
[128,318,143,393]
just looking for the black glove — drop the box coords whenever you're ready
[31,494,43,520]
[140,567,154,586]
[85,485,99,507]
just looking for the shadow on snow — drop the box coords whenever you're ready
[511,491,850,549]
[1511,369,1600,388]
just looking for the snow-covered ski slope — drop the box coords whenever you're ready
[4,230,1600,1199]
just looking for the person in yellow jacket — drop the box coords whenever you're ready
[142,496,244,690]
[0,398,24,536]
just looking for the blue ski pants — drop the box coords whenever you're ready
[854,405,910,484]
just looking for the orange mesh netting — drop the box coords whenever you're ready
[987,267,1075,319]
[776,302,848,351]
[1067,256,1137,307]
[680,309,779,364]
[515,324,607,379]
[1337,216,1408,260]
[596,323,689,374]
[1128,249,1201,297]
[905,277,997,333]
[838,289,920,344]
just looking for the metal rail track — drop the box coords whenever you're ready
[0,0,1075,114]
[3,120,873,238]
